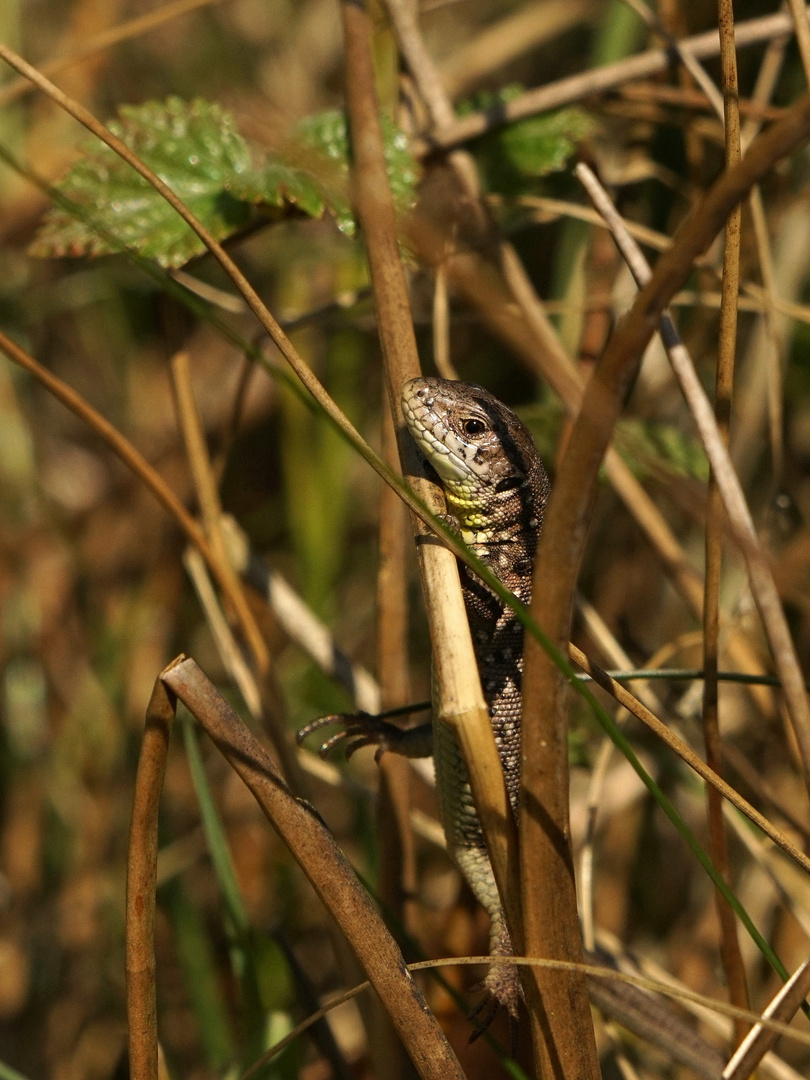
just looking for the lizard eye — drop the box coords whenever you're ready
[462,417,487,436]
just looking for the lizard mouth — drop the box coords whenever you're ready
[405,418,480,487]
[401,386,493,491]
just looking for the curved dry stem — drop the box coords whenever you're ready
[161,658,465,1080]
[243,950,810,1079]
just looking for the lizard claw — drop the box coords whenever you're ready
[467,992,500,1043]
[467,961,521,1048]
[296,712,421,761]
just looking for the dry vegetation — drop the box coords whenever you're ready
[4,0,810,1078]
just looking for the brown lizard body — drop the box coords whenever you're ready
[301,376,726,1077]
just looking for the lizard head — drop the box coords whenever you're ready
[401,376,549,536]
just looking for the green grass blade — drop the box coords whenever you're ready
[181,717,248,935]
[162,879,237,1069]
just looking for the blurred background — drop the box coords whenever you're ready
[3,0,810,1077]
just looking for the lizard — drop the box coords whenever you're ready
[300,376,727,1077]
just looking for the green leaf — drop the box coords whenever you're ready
[498,108,591,176]
[31,99,420,267]
[461,85,592,195]
[248,158,329,220]
[31,97,259,268]
[290,108,419,237]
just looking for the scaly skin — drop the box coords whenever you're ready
[299,377,726,1076]
[401,375,549,1017]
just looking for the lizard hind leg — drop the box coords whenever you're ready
[467,918,522,1048]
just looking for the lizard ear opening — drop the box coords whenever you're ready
[494,475,523,493]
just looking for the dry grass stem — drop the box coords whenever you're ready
[591,933,808,1079]
[429,6,810,149]
[342,0,520,948]
[439,0,597,99]
[431,264,456,380]
[723,743,810,845]
[749,188,785,478]
[621,0,725,120]
[182,547,262,718]
[170,350,269,673]
[723,959,810,1079]
[723,807,810,939]
[787,0,810,86]
[742,29,790,151]
[706,0,750,1041]
[221,516,381,714]
[568,644,810,875]
[371,403,418,1080]
[246,947,810,1080]
[515,193,810,331]
[618,80,786,121]
[575,596,665,954]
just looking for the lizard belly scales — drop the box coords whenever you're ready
[402,376,550,1012]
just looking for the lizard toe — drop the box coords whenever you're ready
[467,960,521,1043]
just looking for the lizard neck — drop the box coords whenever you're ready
[447,464,548,599]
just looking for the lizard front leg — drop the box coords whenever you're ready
[297,712,433,762]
